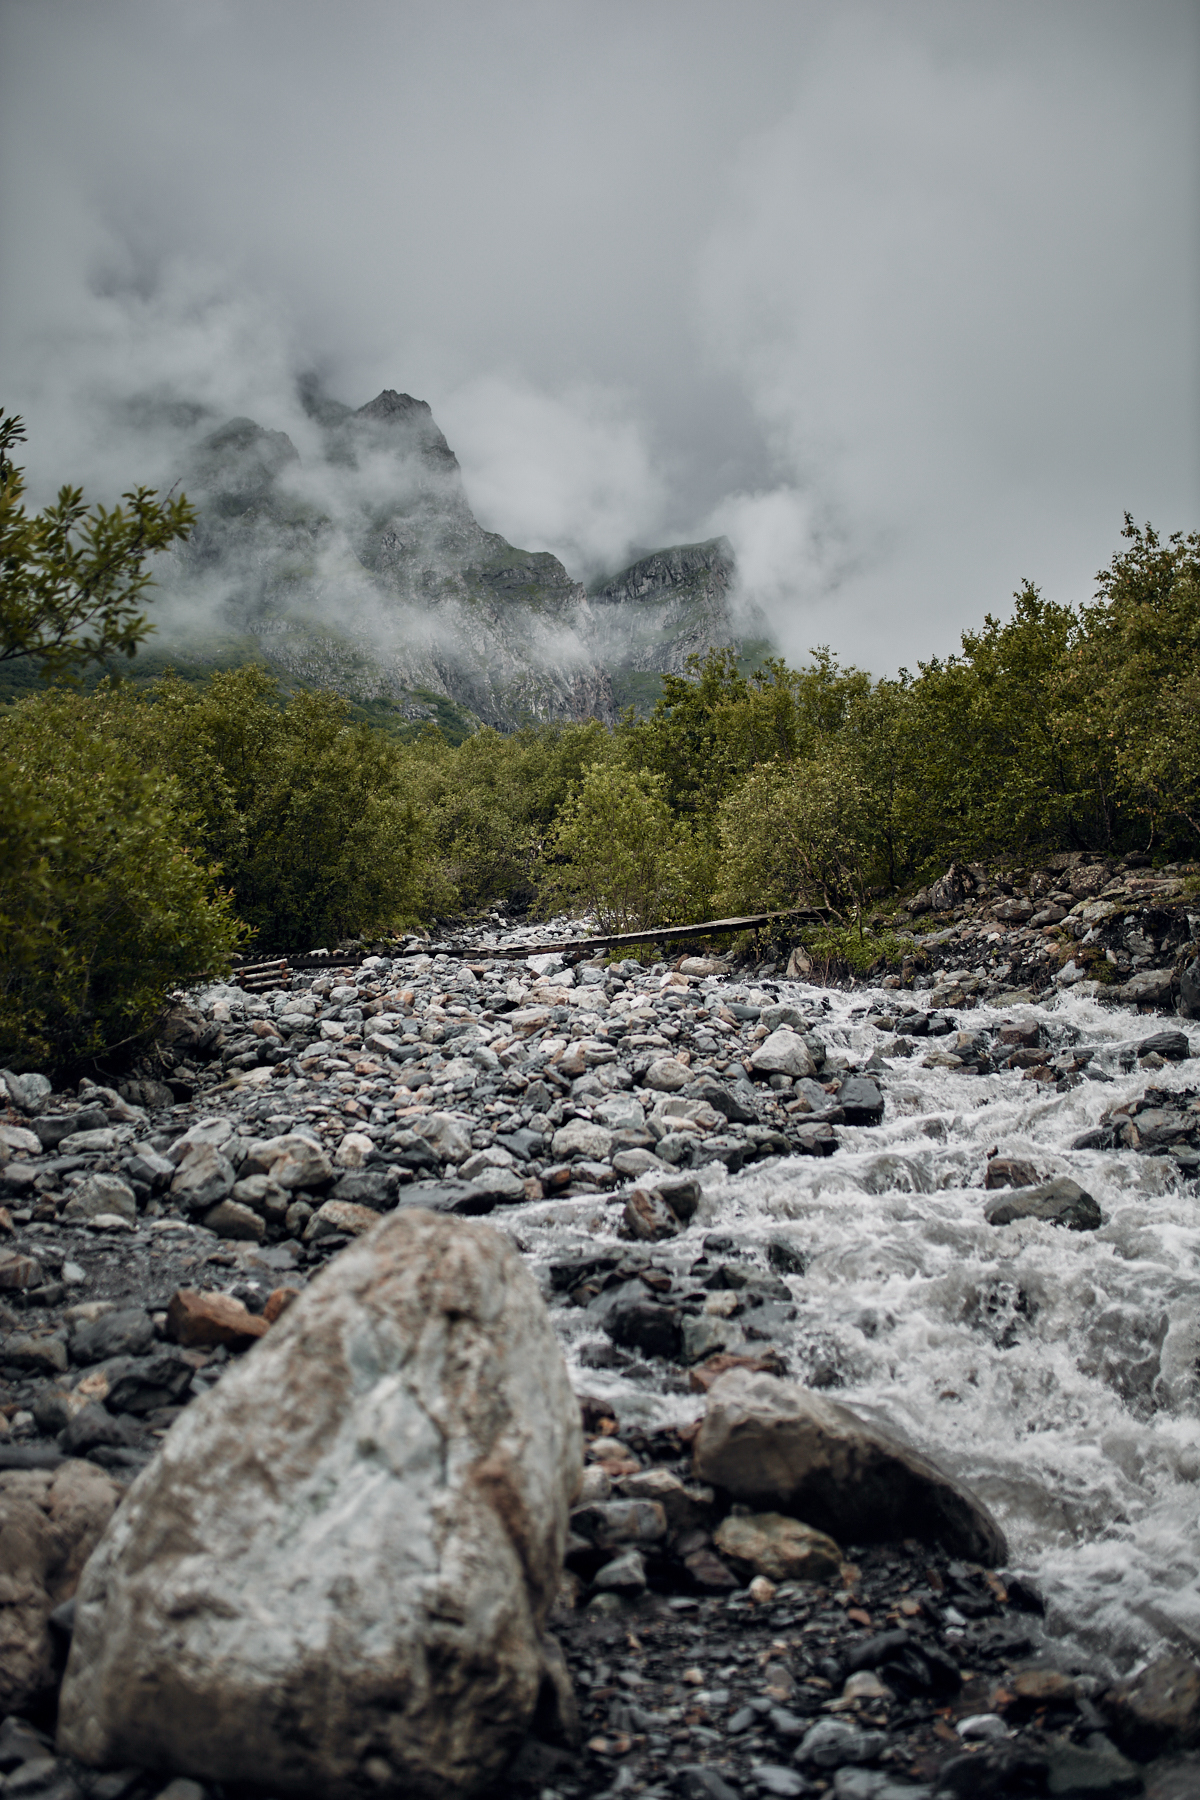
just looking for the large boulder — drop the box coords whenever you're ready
[58,1208,583,1800]
[692,1369,1005,1564]
[0,1460,122,1715]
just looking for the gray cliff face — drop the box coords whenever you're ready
[589,539,744,676]
[160,389,765,728]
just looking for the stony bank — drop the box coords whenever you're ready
[4,864,1200,1800]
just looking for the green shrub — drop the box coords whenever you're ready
[715,741,874,920]
[111,667,452,948]
[0,694,244,1072]
[538,762,712,932]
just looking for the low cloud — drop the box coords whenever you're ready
[439,375,668,579]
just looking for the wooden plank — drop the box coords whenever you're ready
[466,905,827,961]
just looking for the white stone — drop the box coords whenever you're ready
[0,1124,40,1156]
[526,952,564,976]
[58,1209,582,1799]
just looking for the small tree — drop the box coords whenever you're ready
[0,409,194,678]
[538,763,710,933]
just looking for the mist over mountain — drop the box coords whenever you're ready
[151,383,765,730]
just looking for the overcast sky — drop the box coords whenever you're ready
[1,0,1197,673]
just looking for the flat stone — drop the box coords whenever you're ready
[693,1368,1006,1563]
[58,1128,119,1155]
[612,1148,668,1178]
[713,1511,842,1582]
[592,1548,647,1591]
[984,1176,1101,1231]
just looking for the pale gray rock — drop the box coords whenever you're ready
[750,1029,817,1080]
[61,1174,137,1224]
[168,1143,236,1211]
[166,1117,234,1164]
[57,1208,583,1800]
[641,1057,690,1093]
[1,1070,52,1113]
[693,1369,1006,1564]
[550,1118,613,1162]
[412,1112,473,1165]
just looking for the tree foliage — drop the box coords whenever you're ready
[0,410,195,679]
[0,696,244,1071]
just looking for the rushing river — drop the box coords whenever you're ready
[501,977,1200,1679]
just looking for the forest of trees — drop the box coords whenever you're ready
[2,405,1198,1070]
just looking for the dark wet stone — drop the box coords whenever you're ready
[984,1177,1101,1231]
[1137,1031,1190,1062]
[71,1309,155,1366]
[604,1299,683,1360]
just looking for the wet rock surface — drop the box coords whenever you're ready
[2,901,1200,1796]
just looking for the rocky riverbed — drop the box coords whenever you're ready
[4,863,1200,1800]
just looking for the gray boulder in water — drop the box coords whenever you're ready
[693,1369,1006,1565]
[57,1208,583,1799]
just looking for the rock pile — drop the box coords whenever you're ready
[889,856,1199,1011]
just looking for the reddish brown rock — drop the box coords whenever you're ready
[262,1286,300,1324]
[165,1288,269,1348]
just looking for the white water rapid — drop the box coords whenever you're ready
[504,979,1200,1680]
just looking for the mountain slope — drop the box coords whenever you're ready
[135,388,771,729]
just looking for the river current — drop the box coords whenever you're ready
[500,978,1200,1679]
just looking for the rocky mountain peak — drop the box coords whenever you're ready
[349,389,460,474]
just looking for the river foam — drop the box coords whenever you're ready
[507,979,1200,1678]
